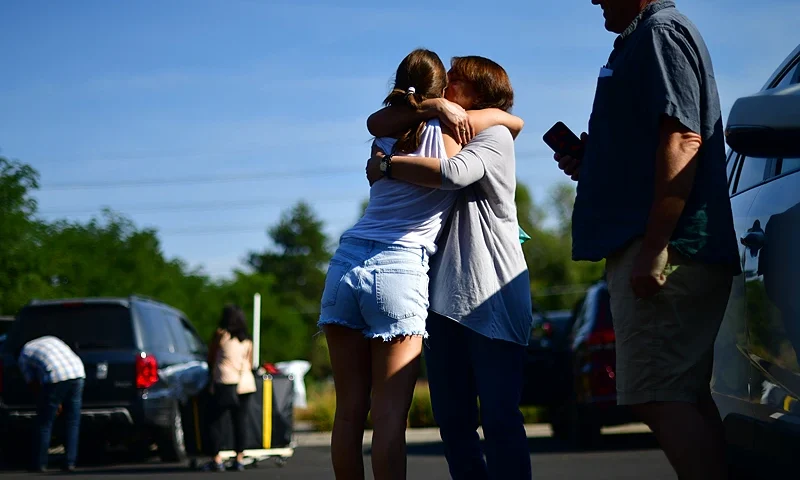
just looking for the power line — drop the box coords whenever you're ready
[35,151,556,192]
[39,166,365,191]
[37,196,365,216]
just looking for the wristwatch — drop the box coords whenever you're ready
[380,154,393,179]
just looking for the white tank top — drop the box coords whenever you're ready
[342,119,456,255]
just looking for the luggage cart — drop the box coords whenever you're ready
[186,373,295,470]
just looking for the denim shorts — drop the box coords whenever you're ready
[318,238,430,341]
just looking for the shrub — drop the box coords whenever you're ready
[298,381,544,431]
[407,381,436,428]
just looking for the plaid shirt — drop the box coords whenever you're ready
[18,336,85,384]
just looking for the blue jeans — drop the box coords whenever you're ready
[425,312,531,480]
[36,378,84,469]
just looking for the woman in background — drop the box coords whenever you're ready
[204,305,257,472]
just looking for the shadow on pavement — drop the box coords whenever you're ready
[52,465,190,476]
[403,432,660,457]
[0,450,188,475]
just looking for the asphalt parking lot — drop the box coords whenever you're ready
[0,425,676,479]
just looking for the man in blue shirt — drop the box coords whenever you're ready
[18,336,86,472]
[554,1,739,479]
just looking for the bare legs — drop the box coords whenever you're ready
[630,391,728,480]
[325,325,422,480]
[370,336,423,480]
[326,326,373,479]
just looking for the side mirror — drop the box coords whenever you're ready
[725,84,800,158]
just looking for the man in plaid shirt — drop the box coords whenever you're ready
[18,336,85,472]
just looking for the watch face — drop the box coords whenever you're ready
[380,160,387,172]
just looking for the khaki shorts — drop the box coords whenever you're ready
[605,239,733,405]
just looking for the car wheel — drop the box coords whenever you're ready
[157,403,187,463]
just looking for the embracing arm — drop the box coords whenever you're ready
[367,99,521,145]
[369,129,508,189]
[467,109,524,139]
[366,100,447,138]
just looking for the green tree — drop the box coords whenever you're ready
[0,157,47,315]
[517,181,604,311]
[247,201,330,301]
[247,201,333,372]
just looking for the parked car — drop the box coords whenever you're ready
[712,43,800,476]
[550,280,634,447]
[521,307,574,408]
[0,296,209,464]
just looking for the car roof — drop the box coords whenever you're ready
[24,296,186,317]
[28,297,132,307]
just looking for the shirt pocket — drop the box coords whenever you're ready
[321,258,352,308]
[590,75,619,123]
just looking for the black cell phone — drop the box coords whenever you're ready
[543,121,585,159]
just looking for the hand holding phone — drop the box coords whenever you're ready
[543,121,585,159]
[543,122,586,181]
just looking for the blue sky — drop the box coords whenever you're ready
[1,0,798,278]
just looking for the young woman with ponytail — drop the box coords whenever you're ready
[317,48,523,480]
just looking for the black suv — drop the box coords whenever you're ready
[0,296,209,463]
[712,43,800,476]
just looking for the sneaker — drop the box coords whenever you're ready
[201,461,226,472]
[233,461,246,472]
[63,465,76,473]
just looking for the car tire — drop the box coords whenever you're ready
[157,403,187,463]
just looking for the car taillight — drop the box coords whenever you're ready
[542,322,553,337]
[135,353,158,389]
[587,330,615,346]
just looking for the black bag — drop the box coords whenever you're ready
[213,383,239,409]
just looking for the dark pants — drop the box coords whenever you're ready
[36,378,84,469]
[424,312,531,480]
[209,384,253,455]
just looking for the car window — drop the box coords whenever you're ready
[779,158,800,176]
[726,152,738,189]
[774,59,800,89]
[180,319,205,354]
[136,304,177,353]
[571,300,588,333]
[165,314,190,353]
[733,156,771,194]
[9,304,135,353]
